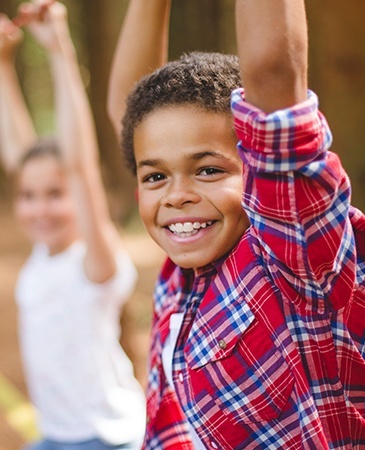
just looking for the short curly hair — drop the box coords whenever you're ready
[121,51,242,174]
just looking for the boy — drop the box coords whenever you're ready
[108,0,365,448]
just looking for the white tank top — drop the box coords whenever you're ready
[16,240,145,445]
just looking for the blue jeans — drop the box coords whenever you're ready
[24,438,139,450]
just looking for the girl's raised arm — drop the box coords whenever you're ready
[22,0,123,283]
[0,15,37,173]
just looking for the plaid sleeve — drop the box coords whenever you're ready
[231,89,356,311]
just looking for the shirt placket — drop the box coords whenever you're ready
[172,267,216,448]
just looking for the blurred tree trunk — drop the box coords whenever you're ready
[70,0,136,223]
[306,0,365,211]
[170,0,236,58]
[0,0,14,15]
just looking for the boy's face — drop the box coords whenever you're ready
[134,105,249,270]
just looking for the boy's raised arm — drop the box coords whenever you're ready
[236,0,308,112]
[107,0,172,137]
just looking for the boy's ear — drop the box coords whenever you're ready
[134,187,139,203]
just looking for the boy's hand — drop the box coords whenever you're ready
[0,14,23,61]
[17,1,71,53]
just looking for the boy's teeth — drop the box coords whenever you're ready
[169,221,212,233]
[175,223,185,232]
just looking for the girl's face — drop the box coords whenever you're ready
[14,155,78,255]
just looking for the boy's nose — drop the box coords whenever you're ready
[162,182,200,208]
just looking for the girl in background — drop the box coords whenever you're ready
[0,2,145,449]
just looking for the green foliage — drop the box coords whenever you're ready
[17,33,54,135]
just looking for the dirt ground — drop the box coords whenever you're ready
[0,201,165,450]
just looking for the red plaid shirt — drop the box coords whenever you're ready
[143,90,365,449]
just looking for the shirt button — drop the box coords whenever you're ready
[218,339,227,350]
[178,372,184,382]
[211,441,219,449]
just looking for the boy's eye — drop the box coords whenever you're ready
[198,167,224,176]
[143,173,166,183]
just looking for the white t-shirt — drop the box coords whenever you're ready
[162,313,205,450]
[16,240,146,446]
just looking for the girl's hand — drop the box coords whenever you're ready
[0,14,23,61]
[17,1,71,53]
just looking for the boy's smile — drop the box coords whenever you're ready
[134,105,249,269]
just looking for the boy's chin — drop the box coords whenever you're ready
[168,252,218,271]
[166,238,243,270]
[166,253,204,270]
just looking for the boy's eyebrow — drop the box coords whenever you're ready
[137,159,162,169]
[190,150,229,161]
[137,151,230,169]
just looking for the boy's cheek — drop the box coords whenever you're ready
[137,195,153,226]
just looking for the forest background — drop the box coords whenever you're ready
[0,0,364,215]
[0,1,364,449]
